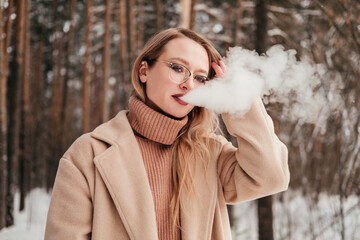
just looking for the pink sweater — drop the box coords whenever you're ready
[127,96,187,240]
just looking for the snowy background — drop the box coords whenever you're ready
[0,189,359,240]
[1,0,359,239]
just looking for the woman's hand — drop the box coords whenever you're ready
[211,60,227,78]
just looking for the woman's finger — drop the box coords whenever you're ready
[211,62,224,78]
[219,60,227,73]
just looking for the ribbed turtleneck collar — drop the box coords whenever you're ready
[127,96,188,145]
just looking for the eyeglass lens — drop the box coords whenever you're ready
[168,63,209,84]
[169,63,189,83]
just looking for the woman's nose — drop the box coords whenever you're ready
[179,75,196,90]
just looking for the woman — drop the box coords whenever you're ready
[45,28,289,240]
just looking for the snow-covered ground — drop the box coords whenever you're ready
[0,189,51,240]
[232,191,360,240]
[0,188,359,240]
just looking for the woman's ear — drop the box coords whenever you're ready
[139,61,148,83]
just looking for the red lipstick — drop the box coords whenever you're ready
[172,94,188,105]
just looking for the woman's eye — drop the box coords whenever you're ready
[195,75,209,83]
[171,64,185,73]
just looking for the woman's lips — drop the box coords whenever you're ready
[172,94,188,105]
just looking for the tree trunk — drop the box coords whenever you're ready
[102,0,111,122]
[255,0,268,53]
[189,0,197,30]
[83,0,92,133]
[224,4,233,50]
[1,1,13,228]
[33,28,46,189]
[233,0,243,46]
[128,0,136,62]
[137,0,144,50]
[254,1,273,240]
[4,0,13,59]
[48,1,64,190]
[179,0,191,28]
[0,2,7,230]
[7,0,26,227]
[119,0,130,104]
[19,0,31,211]
[61,0,77,151]
[155,0,163,31]
[111,0,132,116]
[258,196,274,240]
[92,56,103,129]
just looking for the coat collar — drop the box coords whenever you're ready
[90,110,217,240]
[91,110,132,146]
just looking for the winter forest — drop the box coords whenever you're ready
[0,0,359,239]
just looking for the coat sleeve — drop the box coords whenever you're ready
[216,97,290,203]
[44,156,93,240]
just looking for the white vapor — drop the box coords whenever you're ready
[181,45,343,125]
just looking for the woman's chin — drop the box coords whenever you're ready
[163,106,194,120]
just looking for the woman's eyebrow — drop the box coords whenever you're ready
[168,57,208,75]
[169,57,189,65]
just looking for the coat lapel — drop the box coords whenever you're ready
[92,111,158,240]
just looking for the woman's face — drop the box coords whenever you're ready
[139,37,209,119]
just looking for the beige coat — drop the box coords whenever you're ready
[44,97,289,240]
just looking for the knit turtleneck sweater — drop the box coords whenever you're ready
[127,96,188,240]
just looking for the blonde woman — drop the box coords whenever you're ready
[45,28,289,240]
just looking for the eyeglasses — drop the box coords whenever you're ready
[155,60,209,84]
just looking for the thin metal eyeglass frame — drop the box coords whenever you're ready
[155,60,209,84]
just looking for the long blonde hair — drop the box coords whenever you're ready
[131,28,221,227]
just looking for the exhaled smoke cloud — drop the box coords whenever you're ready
[181,45,343,125]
